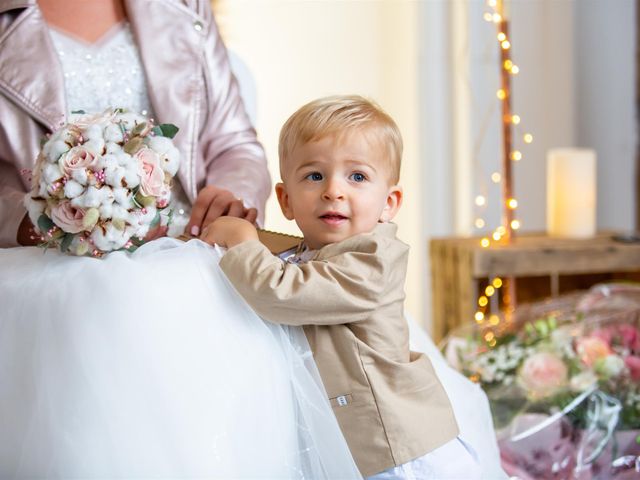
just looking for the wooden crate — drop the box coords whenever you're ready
[429,233,640,342]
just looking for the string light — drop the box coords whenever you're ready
[475,195,486,206]
[510,150,522,161]
[501,40,511,50]
[489,314,500,326]
[475,311,485,322]
[493,13,502,23]
[480,237,491,248]
[497,32,507,42]
[523,133,533,143]
[507,198,518,209]
[491,172,501,183]
[504,59,513,70]
[478,296,489,307]
[511,114,521,125]
[496,89,507,100]
[511,219,521,230]
[484,12,494,22]
[510,65,520,74]
[485,285,496,296]
[492,231,502,241]
[492,277,503,288]
[475,218,486,228]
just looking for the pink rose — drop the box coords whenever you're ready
[576,336,611,367]
[136,147,165,197]
[618,324,640,351]
[60,146,97,177]
[50,201,85,234]
[518,352,568,399]
[624,356,640,381]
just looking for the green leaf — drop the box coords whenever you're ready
[60,233,74,253]
[150,211,161,228]
[71,110,86,114]
[157,124,179,139]
[37,214,55,233]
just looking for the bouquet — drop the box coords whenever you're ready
[443,284,640,478]
[25,108,180,257]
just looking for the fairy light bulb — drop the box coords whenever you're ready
[492,231,502,241]
[511,115,521,125]
[488,0,497,7]
[507,198,518,209]
[493,13,502,23]
[485,285,496,296]
[497,226,506,235]
[475,218,486,229]
[510,150,522,161]
[497,32,507,42]
[523,133,533,144]
[484,331,495,342]
[484,12,494,22]
[480,238,490,248]
[510,65,520,74]
[497,89,507,100]
[489,315,500,326]
[504,59,513,70]
[475,311,485,322]
[491,172,501,183]
[492,278,503,288]
[475,195,486,206]
[511,219,521,230]
[478,296,489,307]
[501,40,511,50]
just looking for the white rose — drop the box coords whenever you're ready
[595,355,626,379]
[147,136,180,176]
[570,371,598,392]
[63,179,85,198]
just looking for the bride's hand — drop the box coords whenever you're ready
[187,185,257,237]
[200,217,258,249]
[16,214,39,246]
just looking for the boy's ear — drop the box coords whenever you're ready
[379,185,403,223]
[275,182,295,220]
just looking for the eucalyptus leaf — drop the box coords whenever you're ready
[60,233,74,253]
[150,211,161,228]
[37,215,54,233]
[124,136,144,154]
[71,110,86,114]
[158,124,179,139]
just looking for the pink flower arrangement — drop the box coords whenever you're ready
[25,108,180,256]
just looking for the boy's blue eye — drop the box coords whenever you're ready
[350,172,366,182]
[306,172,323,181]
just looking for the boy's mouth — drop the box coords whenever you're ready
[319,213,348,225]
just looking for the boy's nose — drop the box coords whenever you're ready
[322,178,345,201]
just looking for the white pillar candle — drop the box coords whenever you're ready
[546,148,597,238]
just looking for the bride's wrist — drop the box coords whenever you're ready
[16,214,39,246]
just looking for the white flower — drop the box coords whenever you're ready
[121,162,140,189]
[595,354,626,379]
[71,167,88,186]
[42,163,63,184]
[71,186,104,209]
[63,179,84,199]
[147,136,180,176]
[112,187,131,207]
[90,222,129,251]
[43,139,70,163]
[105,164,125,188]
[106,142,121,154]
[24,196,46,226]
[115,112,146,132]
[103,123,124,143]
[83,138,105,155]
[83,124,103,141]
[570,370,598,392]
[111,204,130,223]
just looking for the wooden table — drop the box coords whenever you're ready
[429,233,640,342]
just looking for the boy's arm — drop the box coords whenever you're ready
[218,239,390,326]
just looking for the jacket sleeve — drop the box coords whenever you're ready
[198,3,271,224]
[218,240,390,326]
[0,160,26,247]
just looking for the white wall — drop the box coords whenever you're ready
[218,1,424,324]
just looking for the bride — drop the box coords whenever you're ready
[0,0,505,478]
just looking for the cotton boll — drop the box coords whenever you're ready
[74,186,103,208]
[112,187,131,207]
[111,204,130,222]
[64,179,85,199]
[71,167,88,186]
[133,223,150,239]
[116,150,133,167]
[122,163,140,189]
[147,136,180,176]
[43,139,70,163]
[106,142,121,154]
[99,202,114,220]
[83,124,103,141]
[103,123,124,143]
[38,180,51,199]
[91,222,129,251]
[138,205,157,225]
[116,112,146,132]
[83,138,105,155]
[24,197,46,227]
[105,164,125,188]
[51,127,78,145]
[42,163,63,184]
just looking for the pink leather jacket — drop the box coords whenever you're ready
[0,0,271,247]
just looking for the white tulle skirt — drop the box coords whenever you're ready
[0,238,361,479]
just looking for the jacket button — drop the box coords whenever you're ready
[193,20,204,32]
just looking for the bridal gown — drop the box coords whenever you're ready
[0,238,361,478]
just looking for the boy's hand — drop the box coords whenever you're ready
[200,217,258,249]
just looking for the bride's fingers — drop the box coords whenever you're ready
[243,208,258,225]
[226,200,244,219]
[187,186,219,236]
[202,193,234,228]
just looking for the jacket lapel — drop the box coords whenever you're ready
[125,0,206,201]
[0,0,66,131]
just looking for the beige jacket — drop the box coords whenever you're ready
[220,223,459,476]
[0,0,270,246]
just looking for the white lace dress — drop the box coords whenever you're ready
[0,24,360,479]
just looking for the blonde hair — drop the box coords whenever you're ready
[278,95,403,184]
